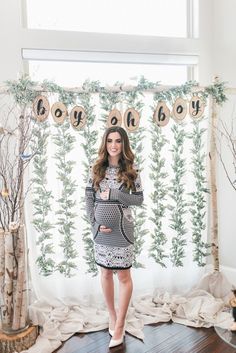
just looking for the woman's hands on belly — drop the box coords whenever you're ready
[99,188,112,232]
[99,225,112,233]
[96,188,118,231]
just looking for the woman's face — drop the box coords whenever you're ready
[106,131,122,158]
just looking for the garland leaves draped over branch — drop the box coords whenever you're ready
[99,81,123,128]
[169,124,188,267]
[6,75,227,105]
[79,80,100,276]
[149,122,169,267]
[32,121,55,276]
[189,122,210,266]
[122,80,150,268]
[52,120,78,277]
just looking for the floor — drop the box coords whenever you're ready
[53,322,236,353]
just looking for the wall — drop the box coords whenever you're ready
[213,0,236,285]
[213,0,236,86]
[0,1,23,82]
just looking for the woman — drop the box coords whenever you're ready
[85,126,144,348]
[230,290,236,331]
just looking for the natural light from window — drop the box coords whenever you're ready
[26,0,187,37]
[28,61,189,87]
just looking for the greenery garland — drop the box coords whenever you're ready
[122,78,150,268]
[154,81,199,103]
[169,124,188,267]
[40,80,99,276]
[42,80,76,106]
[99,81,123,128]
[78,80,99,276]
[31,120,55,276]
[200,81,228,105]
[148,121,169,267]
[6,76,227,106]
[6,75,39,105]
[52,120,78,277]
[189,122,210,266]
[153,80,227,105]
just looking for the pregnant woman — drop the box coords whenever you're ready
[85,126,144,348]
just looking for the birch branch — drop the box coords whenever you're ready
[3,230,14,327]
[11,224,26,330]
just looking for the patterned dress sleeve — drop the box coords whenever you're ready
[109,168,144,206]
[85,165,100,236]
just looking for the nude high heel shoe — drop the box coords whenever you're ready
[108,330,125,348]
[108,328,114,336]
[109,336,124,348]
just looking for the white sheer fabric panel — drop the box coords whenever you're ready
[24,92,210,305]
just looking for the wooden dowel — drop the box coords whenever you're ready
[209,96,219,271]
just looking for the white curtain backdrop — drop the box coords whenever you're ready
[24,91,210,306]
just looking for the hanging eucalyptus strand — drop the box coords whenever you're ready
[52,120,78,277]
[169,124,188,267]
[148,122,169,267]
[189,121,210,266]
[31,120,55,276]
[6,76,39,105]
[78,80,99,276]
[42,80,76,106]
[123,80,148,268]
[199,81,227,105]
[154,81,198,104]
[99,82,123,128]
[136,76,160,90]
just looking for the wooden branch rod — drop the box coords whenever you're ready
[209,96,219,272]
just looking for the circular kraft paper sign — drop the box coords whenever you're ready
[189,95,205,119]
[51,102,67,124]
[33,95,50,122]
[153,101,170,127]
[123,108,140,132]
[70,106,86,130]
[172,97,187,121]
[107,109,122,127]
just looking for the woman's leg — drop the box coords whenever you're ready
[113,268,133,340]
[100,268,117,330]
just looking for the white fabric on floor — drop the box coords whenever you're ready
[20,271,235,353]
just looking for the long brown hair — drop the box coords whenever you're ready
[93,126,137,191]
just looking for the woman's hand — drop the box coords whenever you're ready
[100,188,110,200]
[98,189,111,232]
[99,225,112,233]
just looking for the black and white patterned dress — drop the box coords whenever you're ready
[85,165,144,269]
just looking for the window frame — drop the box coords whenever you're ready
[23,0,198,39]
[21,0,200,82]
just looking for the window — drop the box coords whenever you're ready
[28,60,190,86]
[24,48,197,86]
[23,0,198,85]
[26,0,190,38]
